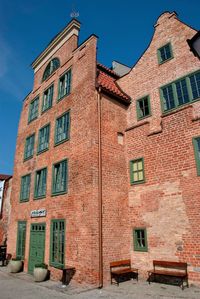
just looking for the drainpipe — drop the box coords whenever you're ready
[97,87,103,288]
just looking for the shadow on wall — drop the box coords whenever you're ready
[60,267,76,285]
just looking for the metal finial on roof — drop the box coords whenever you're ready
[70,2,79,18]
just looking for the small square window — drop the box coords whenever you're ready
[55,111,70,145]
[136,96,151,119]
[24,134,35,160]
[34,168,47,199]
[157,43,173,64]
[20,174,31,202]
[42,85,54,112]
[133,228,148,252]
[130,158,145,184]
[52,159,68,195]
[38,124,50,154]
[58,69,71,100]
[28,96,39,123]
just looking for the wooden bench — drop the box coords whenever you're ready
[0,245,7,266]
[110,259,138,285]
[148,260,189,289]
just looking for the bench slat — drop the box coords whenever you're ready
[148,269,187,277]
[110,259,131,268]
[111,268,138,275]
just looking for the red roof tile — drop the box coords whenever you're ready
[0,174,12,181]
[97,67,130,104]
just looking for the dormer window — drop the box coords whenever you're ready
[42,58,60,81]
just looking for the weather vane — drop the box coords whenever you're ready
[70,2,79,18]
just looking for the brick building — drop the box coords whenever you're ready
[7,11,200,286]
[0,174,12,245]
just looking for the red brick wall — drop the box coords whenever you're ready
[7,34,100,285]
[100,94,130,283]
[0,178,12,244]
[118,12,200,283]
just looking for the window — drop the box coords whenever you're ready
[133,228,148,252]
[160,70,200,112]
[28,97,39,123]
[34,168,47,199]
[157,43,173,64]
[52,159,68,195]
[20,174,31,202]
[58,69,71,100]
[16,221,26,259]
[136,96,151,119]
[50,219,65,268]
[42,85,54,112]
[38,124,50,154]
[42,58,60,81]
[24,134,35,160]
[130,158,145,184]
[55,111,70,145]
[193,136,200,176]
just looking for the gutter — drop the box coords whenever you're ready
[97,87,103,288]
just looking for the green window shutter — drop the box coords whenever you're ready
[20,174,31,202]
[52,159,68,195]
[189,72,200,100]
[58,69,71,100]
[16,221,27,259]
[34,168,47,199]
[133,228,148,252]
[160,70,200,113]
[130,158,145,185]
[28,97,39,123]
[157,43,173,64]
[42,85,54,112]
[136,96,151,120]
[193,137,200,176]
[38,124,50,153]
[24,134,35,160]
[50,219,65,268]
[55,111,70,145]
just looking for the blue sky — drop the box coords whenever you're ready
[0,0,199,175]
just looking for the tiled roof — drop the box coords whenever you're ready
[97,63,119,78]
[97,64,130,104]
[0,174,12,181]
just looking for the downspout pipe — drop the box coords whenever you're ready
[97,87,103,288]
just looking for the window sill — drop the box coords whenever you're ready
[54,138,69,147]
[130,180,145,185]
[137,114,151,121]
[51,190,67,197]
[158,56,173,65]
[19,199,29,203]
[24,155,33,162]
[57,92,70,102]
[41,105,52,115]
[28,116,38,124]
[37,148,49,155]
[34,195,46,200]
[134,248,148,252]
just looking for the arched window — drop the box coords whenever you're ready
[42,58,60,81]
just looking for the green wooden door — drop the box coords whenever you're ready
[28,223,46,273]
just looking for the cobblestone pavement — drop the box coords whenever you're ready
[0,266,200,299]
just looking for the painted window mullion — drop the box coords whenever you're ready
[172,83,178,108]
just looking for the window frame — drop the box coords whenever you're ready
[42,84,54,113]
[20,174,31,202]
[37,123,50,154]
[54,110,70,146]
[50,219,65,269]
[157,42,173,64]
[28,96,39,123]
[136,95,151,120]
[24,133,35,161]
[58,69,72,101]
[133,228,148,252]
[42,58,60,82]
[193,136,200,176]
[130,158,145,185]
[34,167,47,199]
[52,159,68,196]
[16,221,27,260]
[160,69,200,113]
